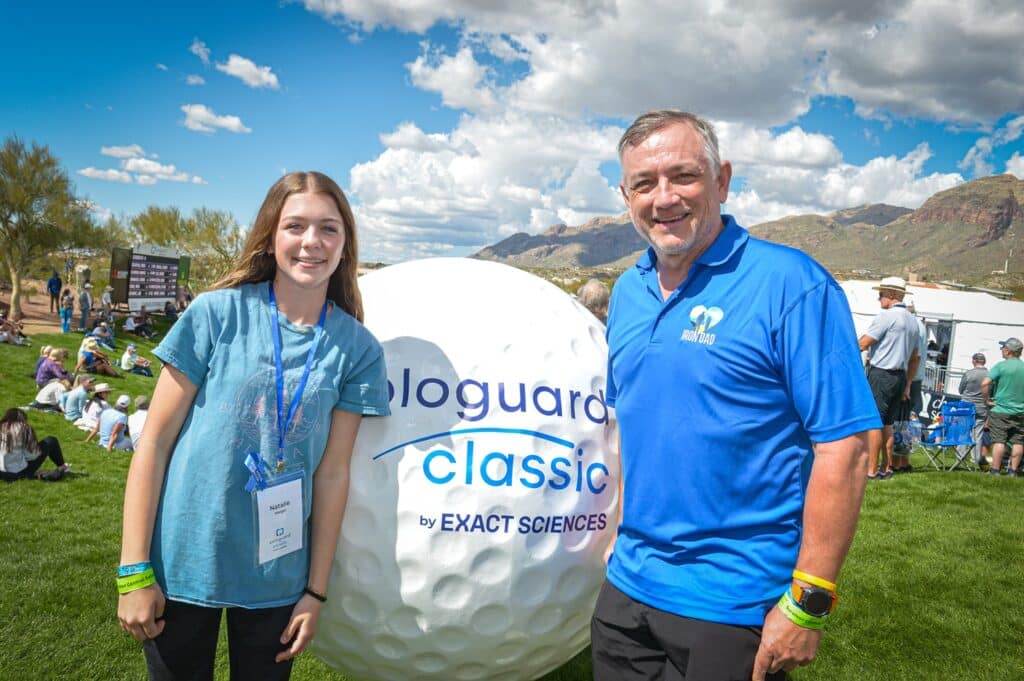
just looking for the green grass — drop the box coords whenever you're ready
[1,326,1022,680]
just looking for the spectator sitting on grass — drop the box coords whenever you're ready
[163,300,178,321]
[122,314,155,340]
[62,375,95,422]
[90,321,116,351]
[0,408,70,482]
[33,345,52,377]
[28,378,71,413]
[74,382,111,432]
[120,343,153,377]
[127,394,149,450]
[75,337,123,378]
[0,314,31,346]
[35,347,72,387]
[86,394,133,452]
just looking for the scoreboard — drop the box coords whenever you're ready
[110,245,181,312]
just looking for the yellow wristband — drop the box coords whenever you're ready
[792,569,837,592]
[116,568,156,595]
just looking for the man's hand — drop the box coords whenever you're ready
[751,605,822,681]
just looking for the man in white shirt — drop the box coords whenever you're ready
[127,394,149,450]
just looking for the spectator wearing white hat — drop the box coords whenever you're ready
[74,382,111,431]
[858,276,921,479]
[86,393,133,452]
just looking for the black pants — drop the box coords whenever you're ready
[142,599,295,681]
[0,436,64,481]
[591,580,786,681]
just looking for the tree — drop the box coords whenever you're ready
[0,136,95,320]
[129,205,243,288]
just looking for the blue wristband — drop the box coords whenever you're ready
[118,561,152,577]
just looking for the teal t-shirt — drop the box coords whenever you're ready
[151,282,390,608]
[989,357,1024,415]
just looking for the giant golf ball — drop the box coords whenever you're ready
[312,258,619,681]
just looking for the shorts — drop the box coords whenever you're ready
[987,411,1024,446]
[867,366,906,426]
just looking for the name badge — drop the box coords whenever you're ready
[256,477,303,565]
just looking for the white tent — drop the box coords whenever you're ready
[841,281,1024,408]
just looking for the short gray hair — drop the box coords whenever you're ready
[618,110,721,178]
[576,279,610,321]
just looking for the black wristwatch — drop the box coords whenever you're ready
[791,583,838,617]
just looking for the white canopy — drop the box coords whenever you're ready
[841,280,1024,375]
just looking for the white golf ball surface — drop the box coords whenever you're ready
[312,258,619,681]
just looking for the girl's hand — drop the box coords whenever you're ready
[118,584,166,641]
[275,594,322,663]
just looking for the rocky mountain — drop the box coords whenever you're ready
[473,174,1024,279]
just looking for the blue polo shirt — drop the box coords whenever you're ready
[606,215,879,626]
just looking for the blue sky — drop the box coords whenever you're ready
[3,0,1022,262]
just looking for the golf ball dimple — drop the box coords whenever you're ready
[312,258,619,680]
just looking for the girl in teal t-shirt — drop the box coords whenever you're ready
[117,172,390,679]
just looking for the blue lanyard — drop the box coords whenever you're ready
[268,282,327,472]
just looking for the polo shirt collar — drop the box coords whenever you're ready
[634,214,748,274]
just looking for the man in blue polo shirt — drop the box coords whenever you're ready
[591,110,880,681]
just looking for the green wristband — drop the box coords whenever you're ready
[777,592,826,630]
[116,568,156,595]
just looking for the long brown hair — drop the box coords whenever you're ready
[211,171,364,322]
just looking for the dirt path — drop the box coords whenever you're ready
[1,279,64,335]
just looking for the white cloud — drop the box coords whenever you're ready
[215,54,280,89]
[122,157,203,184]
[350,112,622,260]
[298,0,1019,260]
[78,167,133,183]
[958,115,1024,178]
[101,144,145,159]
[180,104,252,133]
[190,38,210,64]
[959,138,994,177]
[380,122,476,154]
[1007,152,1024,179]
[186,74,205,85]
[305,0,1024,126]
[301,0,615,34]
[156,63,168,71]
[85,201,113,222]
[408,46,497,112]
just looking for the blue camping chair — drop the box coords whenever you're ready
[918,401,976,471]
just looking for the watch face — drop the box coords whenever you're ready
[803,589,833,616]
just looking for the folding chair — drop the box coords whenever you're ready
[918,401,977,471]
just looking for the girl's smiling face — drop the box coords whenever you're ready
[270,191,346,296]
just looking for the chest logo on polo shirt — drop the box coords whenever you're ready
[682,305,723,346]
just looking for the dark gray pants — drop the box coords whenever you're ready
[591,580,786,681]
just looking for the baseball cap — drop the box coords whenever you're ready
[126,343,137,350]
[115,394,131,409]
[999,337,1023,352]
[84,282,92,288]
[972,352,987,362]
